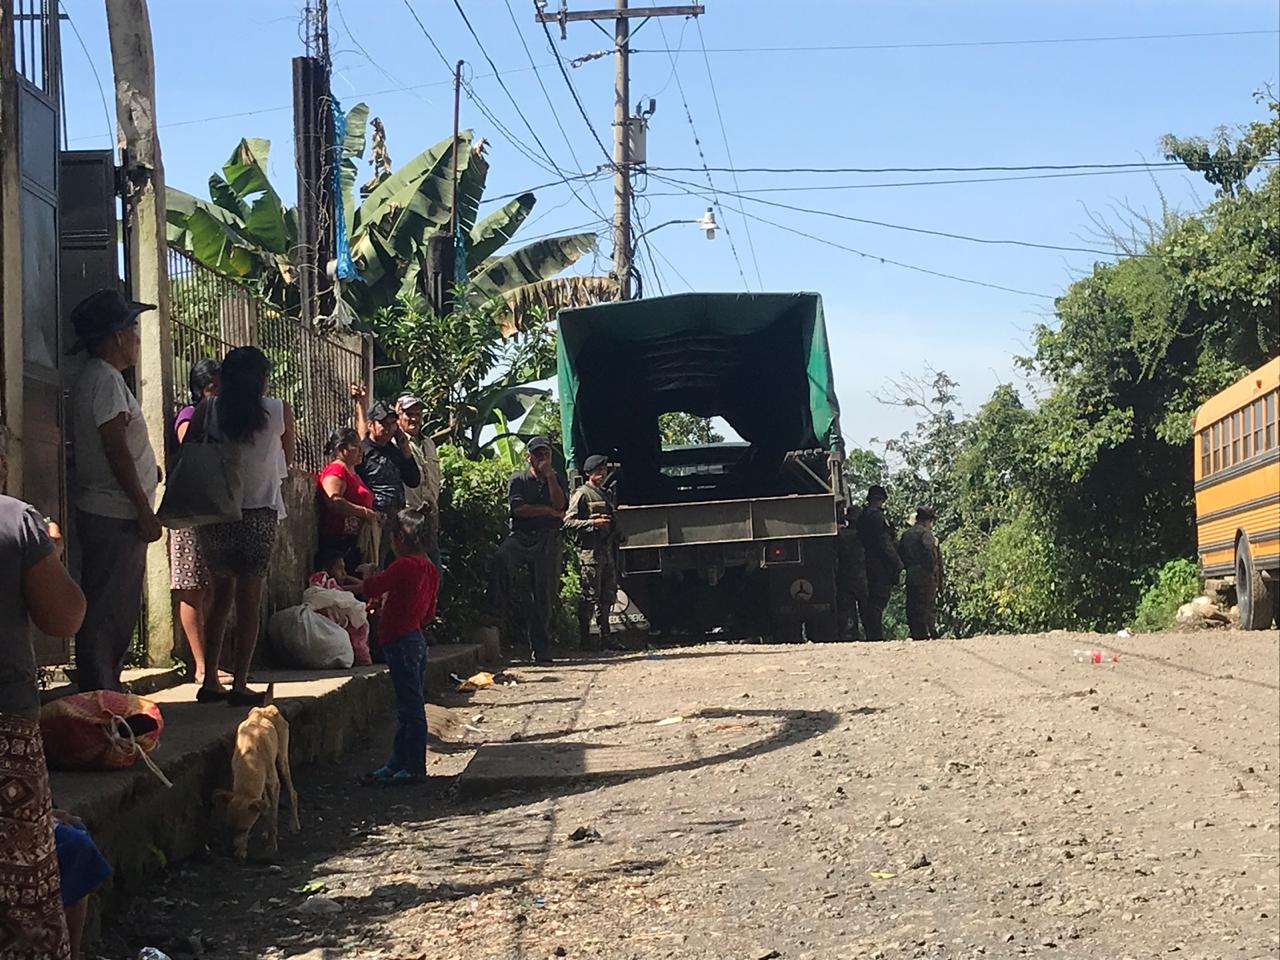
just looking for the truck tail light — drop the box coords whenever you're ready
[763,540,801,565]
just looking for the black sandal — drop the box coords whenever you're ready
[196,687,231,704]
[225,689,268,708]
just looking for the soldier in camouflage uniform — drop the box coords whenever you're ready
[836,504,868,641]
[563,455,625,651]
[898,505,943,640]
[857,485,903,641]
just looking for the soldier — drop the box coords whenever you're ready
[563,455,626,652]
[898,505,944,640]
[836,504,868,641]
[856,485,903,641]
[487,436,566,664]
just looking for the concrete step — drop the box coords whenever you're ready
[48,642,488,911]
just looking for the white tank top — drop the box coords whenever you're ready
[209,396,288,519]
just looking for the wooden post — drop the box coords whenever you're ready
[105,0,175,667]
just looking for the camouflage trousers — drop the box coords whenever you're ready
[577,550,618,648]
[905,578,939,640]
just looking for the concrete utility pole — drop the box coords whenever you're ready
[536,1,703,300]
[105,0,175,667]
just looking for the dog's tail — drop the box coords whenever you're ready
[263,682,275,706]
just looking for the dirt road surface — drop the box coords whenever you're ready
[102,630,1279,960]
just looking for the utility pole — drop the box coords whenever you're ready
[536,1,703,300]
[104,0,175,666]
[611,0,631,299]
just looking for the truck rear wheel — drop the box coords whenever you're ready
[1236,537,1275,630]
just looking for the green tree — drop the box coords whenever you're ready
[658,412,724,446]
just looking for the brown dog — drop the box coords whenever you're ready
[216,686,300,861]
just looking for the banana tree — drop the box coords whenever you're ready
[167,105,616,332]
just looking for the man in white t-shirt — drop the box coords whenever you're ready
[68,289,162,692]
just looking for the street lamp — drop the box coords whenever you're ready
[633,207,718,245]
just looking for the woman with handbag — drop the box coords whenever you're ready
[168,358,224,685]
[318,427,381,574]
[186,346,295,707]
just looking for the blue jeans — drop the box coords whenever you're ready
[383,630,428,776]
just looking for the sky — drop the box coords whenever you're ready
[59,0,1279,449]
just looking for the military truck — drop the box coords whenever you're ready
[556,292,846,642]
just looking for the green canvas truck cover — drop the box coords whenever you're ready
[557,292,842,470]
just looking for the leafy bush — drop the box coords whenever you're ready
[435,445,510,642]
[1132,558,1201,632]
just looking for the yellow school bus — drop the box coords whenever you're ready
[1193,356,1280,629]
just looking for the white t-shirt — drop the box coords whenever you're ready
[207,396,289,519]
[71,358,158,519]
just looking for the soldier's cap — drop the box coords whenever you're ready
[368,400,397,423]
[66,289,155,355]
[395,393,425,412]
[526,435,552,453]
[583,454,608,473]
[867,484,889,502]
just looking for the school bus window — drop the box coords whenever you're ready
[1212,422,1221,472]
[1200,431,1210,475]
[1242,405,1252,459]
[1253,399,1264,453]
[1267,392,1277,449]
[1231,412,1241,464]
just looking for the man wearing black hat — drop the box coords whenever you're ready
[351,386,421,533]
[563,454,624,652]
[67,289,163,692]
[487,436,566,663]
[856,484,903,641]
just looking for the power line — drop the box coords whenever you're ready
[647,170,1139,257]
[634,28,1280,55]
[647,176,1057,298]
[535,3,615,166]
[653,15,750,292]
[633,165,1247,194]
[649,160,1263,175]
[59,2,113,147]
[693,16,763,289]
[731,202,1055,300]
[446,0,605,223]
[500,0,609,222]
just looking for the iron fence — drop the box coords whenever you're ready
[167,246,368,472]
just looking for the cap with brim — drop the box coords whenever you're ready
[395,393,426,411]
[526,435,552,452]
[583,454,608,473]
[368,400,396,422]
[65,289,155,355]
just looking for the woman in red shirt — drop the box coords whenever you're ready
[318,428,380,574]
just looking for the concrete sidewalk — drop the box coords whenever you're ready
[49,643,488,914]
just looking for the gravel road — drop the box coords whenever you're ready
[102,630,1279,960]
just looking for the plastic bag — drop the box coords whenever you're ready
[41,691,164,771]
[268,604,355,669]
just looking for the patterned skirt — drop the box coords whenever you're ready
[0,715,70,959]
[168,527,210,591]
[198,507,279,579]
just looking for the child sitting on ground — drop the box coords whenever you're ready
[356,508,440,784]
[309,548,363,592]
[308,548,373,666]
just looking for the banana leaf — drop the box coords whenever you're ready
[469,232,599,301]
[339,103,369,229]
[455,145,489,235]
[466,193,536,272]
[183,207,257,277]
[207,173,248,222]
[353,131,469,237]
[222,138,278,202]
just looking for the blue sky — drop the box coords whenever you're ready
[60,0,1278,448]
